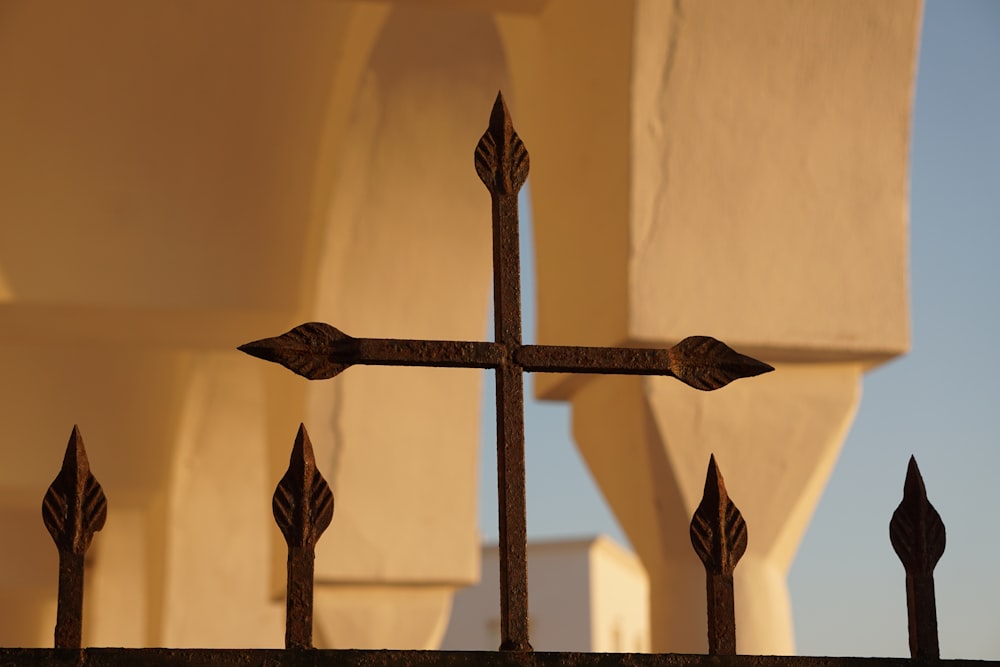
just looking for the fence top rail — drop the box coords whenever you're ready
[0,649,995,667]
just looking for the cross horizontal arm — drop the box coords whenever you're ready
[351,338,505,369]
[239,323,773,390]
[520,345,673,374]
[521,336,773,390]
[238,323,506,380]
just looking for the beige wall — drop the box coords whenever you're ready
[0,0,916,652]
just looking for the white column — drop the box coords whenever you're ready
[499,0,918,652]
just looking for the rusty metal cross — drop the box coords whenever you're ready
[239,91,773,652]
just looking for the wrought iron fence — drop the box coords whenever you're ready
[4,94,993,666]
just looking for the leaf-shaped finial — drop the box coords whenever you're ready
[273,424,334,549]
[669,336,774,391]
[690,454,747,575]
[475,91,529,196]
[42,425,108,555]
[890,456,946,574]
[891,456,945,660]
[239,322,358,380]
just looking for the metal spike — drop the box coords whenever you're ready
[42,426,107,649]
[273,424,334,649]
[690,454,746,655]
[890,456,945,659]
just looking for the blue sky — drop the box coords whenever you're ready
[478,1,1000,659]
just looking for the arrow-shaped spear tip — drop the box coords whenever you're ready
[691,453,747,574]
[292,423,314,463]
[63,425,90,472]
[703,453,727,502]
[238,323,354,380]
[903,455,927,500]
[891,454,945,572]
[491,90,509,125]
[747,357,776,377]
[274,423,333,549]
[669,337,775,390]
[487,90,519,146]
[44,425,107,553]
[237,337,278,362]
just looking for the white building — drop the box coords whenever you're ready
[440,536,649,653]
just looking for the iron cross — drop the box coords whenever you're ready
[239,91,773,652]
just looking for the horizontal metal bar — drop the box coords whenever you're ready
[345,340,675,375]
[352,338,506,369]
[0,648,992,666]
[519,345,674,375]
[240,326,772,391]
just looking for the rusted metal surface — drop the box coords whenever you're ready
[689,455,747,655]
[889,456,945,660]
[521,337,773,390]
[0,648,994,667]
[41,426,107,649]
[239,328,772,391]
[477,93,532,653]
[272,424,335,649]
[239,92,774,651]
[238,323,505,379]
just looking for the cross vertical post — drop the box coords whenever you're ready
[239,91,773,655]
[476,93,531,651]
